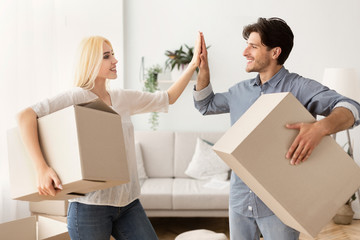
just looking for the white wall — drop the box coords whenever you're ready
[124,0,360,164]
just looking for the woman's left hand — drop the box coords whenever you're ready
[190,31,202,69]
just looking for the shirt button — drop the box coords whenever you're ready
[248,206,253,211]
[249,190,252,193]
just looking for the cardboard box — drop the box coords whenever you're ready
[34,214,67,224]
[0,216,36,240]
[8,99,130,201]
[37,215,70,240]
[30,200,69,216]
[36,214,115,240]
[0,216,69,240]
[213,92,360,238]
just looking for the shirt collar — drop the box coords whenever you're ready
[250,66,287,87]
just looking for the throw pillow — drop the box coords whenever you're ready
[185,138,230,181]
[135,141,148,180]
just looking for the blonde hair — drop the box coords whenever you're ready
[74,36,113,90]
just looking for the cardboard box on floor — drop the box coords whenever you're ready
[30,200,68,216]
[7,99,129,201]
[213,92,360,238]
[0,216,36,240]
[0,215,117,240]
[0,215,69,240]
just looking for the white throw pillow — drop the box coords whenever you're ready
[185,138,230,181]
[135,141,148,181]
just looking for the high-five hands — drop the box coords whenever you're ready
[195,32,210,91]
[190,32,202,68]
[199,32,209,71]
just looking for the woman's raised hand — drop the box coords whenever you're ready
[190,31,202,68]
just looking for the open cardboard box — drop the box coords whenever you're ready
[7,99,130,201]
[0,215,69,240]
[213,92,360,238]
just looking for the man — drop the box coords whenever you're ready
[194,18,360,240]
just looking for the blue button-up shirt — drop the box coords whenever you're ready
[193,67,360,218]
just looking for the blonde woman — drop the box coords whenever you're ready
[17,34,201,240]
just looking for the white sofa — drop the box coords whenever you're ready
[135,131,229,217]
[29,131,230,218]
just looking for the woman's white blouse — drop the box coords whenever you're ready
[31,87,169,207]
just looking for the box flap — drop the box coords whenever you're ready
[78,98,117,114]
[74,106,129,182]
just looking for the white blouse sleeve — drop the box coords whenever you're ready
[120,89,169,115]
[31,88,96,118]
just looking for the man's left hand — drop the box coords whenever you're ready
[285,122,327,165]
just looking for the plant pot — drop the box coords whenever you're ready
[333,204,354,225]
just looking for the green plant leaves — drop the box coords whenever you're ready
[165,44,194,70]
[143,65,162,130]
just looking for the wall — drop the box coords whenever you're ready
[123,0,360,164]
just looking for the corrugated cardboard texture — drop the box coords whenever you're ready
[213,92,360,238]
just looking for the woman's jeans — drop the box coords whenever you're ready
[67,199,158,240]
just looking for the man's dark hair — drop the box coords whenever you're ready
[243,17,294,65]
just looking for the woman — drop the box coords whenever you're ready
[17,33,201,240]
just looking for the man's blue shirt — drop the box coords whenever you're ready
[193,67,360,217]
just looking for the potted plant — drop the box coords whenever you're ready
[165,44,200,81]
[143,65,162,130]
[333,194,356,225]
[165,44,195,71]
[333,143,357,225]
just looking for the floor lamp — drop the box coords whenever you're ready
[322,68,360,207]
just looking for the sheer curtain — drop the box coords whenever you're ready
[0,0,58,223]
[0,0,123,223]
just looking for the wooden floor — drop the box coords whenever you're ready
[150,217,229,240]
[299,220,360,240]
[150,217,360,240]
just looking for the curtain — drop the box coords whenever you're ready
[0,0,60,223]
[0,0,123,223]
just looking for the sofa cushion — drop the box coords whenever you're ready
[185,138,230,180]
[174,132,224,178]
[135,131,174,178]
[140,178,173,210]
[172,178,229,210]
